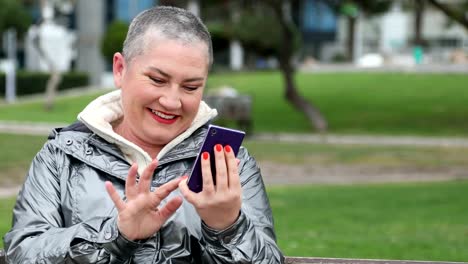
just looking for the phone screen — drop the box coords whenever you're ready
[187,125,245,193]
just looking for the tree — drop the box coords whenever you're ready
[427,0,468,31]
[0,0,32,38]
[257,1,328,132]
[200,0,327,132]
[331,0,392,61]
[32,0,75,110]
[413,0,426,46]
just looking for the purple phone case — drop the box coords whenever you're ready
[187,124,245,193]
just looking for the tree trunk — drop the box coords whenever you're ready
[44,70,62,111]
[414,0,425,46]
[35,0,62,111]
[270,0,327,132]
[280,62,327,132]
[427,0,468,30]
[346,16,356,62]
[32,32,62,111]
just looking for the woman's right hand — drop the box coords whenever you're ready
[105,159,183,241]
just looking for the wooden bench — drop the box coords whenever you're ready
[0,249,466,264]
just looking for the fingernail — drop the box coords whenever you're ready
[182,175,188,180]
[202,152,209,160]
[215,144,222,152]
[225,145,231,153]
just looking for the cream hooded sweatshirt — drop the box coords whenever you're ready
[77,89,217,176]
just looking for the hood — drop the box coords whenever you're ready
[77,89,217,175]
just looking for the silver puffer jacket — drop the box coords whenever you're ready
[3,122,284,263]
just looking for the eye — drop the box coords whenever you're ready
[149,76,165,85]
[183,86,200,91]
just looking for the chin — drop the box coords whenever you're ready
[147,124,188,145]
[150,133,176,145]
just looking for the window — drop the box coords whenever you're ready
[302,0,337,33]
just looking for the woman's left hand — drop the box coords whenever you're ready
[179,144,241,230]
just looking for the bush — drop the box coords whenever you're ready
[101,20,129,63]
[0,71,89,96]
[331,52,348,62]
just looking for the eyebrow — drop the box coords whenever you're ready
[147,66,205,82]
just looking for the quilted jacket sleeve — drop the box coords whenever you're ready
[3,142,141,264]
[200,147,285,264]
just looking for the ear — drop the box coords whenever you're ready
[113,52,126,89]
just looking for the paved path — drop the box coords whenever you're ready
[299,63,468,74]
[2,109,468,197]
[0,186,21,198]
[2,120,468,148]
[0,121,68,135]
[252,133,468,148]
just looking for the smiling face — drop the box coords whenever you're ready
[112,36,210,155]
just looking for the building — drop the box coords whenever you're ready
[309,0,468,65]
[18,0,468,83]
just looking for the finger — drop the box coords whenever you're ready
[179,177,196,202]
[138,159,158,193]
[225,145,241,189]
[157,196,183,221]
[152,177,183,206]
[105,181,125,211]
[178,177,197,205]
[201,151,215,194]
[125,163,138,199]
[214,144,228,191]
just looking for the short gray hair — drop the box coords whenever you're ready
[122,6,213,66]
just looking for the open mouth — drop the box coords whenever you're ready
[149,108,179,124]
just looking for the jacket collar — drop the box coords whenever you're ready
[76,89,217,176]
[50,121,211,181]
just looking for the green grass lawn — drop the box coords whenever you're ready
[270,180,468,261]
[0,133,47,186]
[208,72,468,136]
[1,181,467,261]
[1,72,468,136]
[244,140,468,167]
[1,134,467,260]
[0,92,105,124]
[2,133,468,186]
[0,197,15,248]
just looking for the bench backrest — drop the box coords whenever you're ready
[0,250,466,264]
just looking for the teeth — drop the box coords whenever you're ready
[151,109,176,119]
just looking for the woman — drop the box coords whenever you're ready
[4,6,284,263]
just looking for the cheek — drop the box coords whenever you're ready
[183,95,203,112]
[121,90,145,115]
[123,85,150,102]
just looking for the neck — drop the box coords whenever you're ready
[113,120,162,160]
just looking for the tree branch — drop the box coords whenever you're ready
[427,0,468,30]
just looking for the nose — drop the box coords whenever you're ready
[159,87,182,110]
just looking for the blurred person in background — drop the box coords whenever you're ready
[3,6,283,263]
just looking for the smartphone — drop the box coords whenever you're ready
[187,124,246,193]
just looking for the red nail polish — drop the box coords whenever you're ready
[225,145,231,153]
[215,144,222,152]
[202,152,209,160]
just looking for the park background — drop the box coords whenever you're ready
[1,0,468,262]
